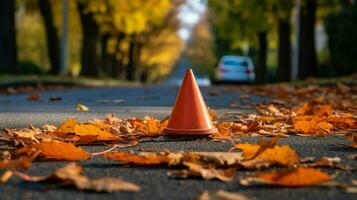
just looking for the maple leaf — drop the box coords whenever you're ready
[235,139,299,166]
[241,167,331,187]
[12,162,140,192]
[168,162,235,182]
[17,141,90,161]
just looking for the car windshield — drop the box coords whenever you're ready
[223,60,248,67]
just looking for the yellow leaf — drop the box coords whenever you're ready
[77,104,90,111]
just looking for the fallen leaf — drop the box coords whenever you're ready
[27,93,40,101]
[168,162,235,182]
[104,151,170,165]
[76,104,90,111]
[235,139,299,166]
[13,162,140,192]
[0,171,13,183]
[73,124,117,141]
[198,190,251,200]
[0,157,33,169]
[57,118,77,133]
[293,116,333,134]
[307,157,351,170]
[241,167,331,187]
[17,141,90,161]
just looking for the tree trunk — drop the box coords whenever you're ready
[277,18,291,82]
[126,36,137,81]
[100,34,110,76]
[0,0,17,74]
[256,32,268,84]
[77,1,99,77]
[298,0,317,79]
[38,0,60,75]
[136,42,143,82]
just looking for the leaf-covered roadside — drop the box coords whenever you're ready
[0,83,356,194]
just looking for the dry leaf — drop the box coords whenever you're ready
[0,157,33,169]
[241,167,331,187]
[76,104,90,111]
[27,93,40,101]
[13,162,140,192]
[168,162,235,182]
[17,141,90,161]
[73,124,117,141]
[198,190,251,200]
[235,139,299,166]
[0,171,13,183]
[104,151,170,165]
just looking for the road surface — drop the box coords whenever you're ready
[0,85,356,200]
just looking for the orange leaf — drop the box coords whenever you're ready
[213,122,233,140]
[18,141,90,161]
[104,151,169,165]
[314,105,332,117]
[27,93,40,101]
[235,141,299,166]
[73,124,117,141]
[256,167,331,187]
[58,118,77,133]
[0,157,33,169]
[293,116,333,134]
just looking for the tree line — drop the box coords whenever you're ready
[205,0,357,83]
[0,0,184,82]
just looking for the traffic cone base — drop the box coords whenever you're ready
[164,69,218,135]
[164,127,218,135]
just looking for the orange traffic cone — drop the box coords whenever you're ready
[164,69,218,135]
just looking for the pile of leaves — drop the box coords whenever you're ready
[0,83,356,194]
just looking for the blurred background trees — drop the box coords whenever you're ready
[1,0,184,82]
[0,0,356,83]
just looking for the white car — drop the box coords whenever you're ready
[215,55,255,83]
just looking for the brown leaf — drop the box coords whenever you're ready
[241,167,331,187]
[17,141,90,161]
[198,190,251,200]
[168,162,235,182]
[13,162,140,192]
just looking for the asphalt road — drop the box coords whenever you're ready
[0,85,356,200]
